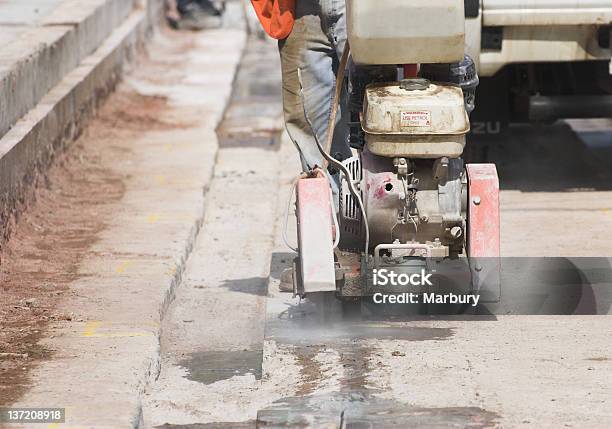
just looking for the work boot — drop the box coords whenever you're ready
[278,267,294,293]
[174,0,223,31]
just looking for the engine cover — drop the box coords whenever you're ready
[362,80,469,158]
[339,153,467,257]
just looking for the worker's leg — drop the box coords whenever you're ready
[278,0,351,173]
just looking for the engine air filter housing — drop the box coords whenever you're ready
[361,80,469,158]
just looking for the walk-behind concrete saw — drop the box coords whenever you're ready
[291,0,500,310]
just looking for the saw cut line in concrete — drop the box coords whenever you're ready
[142,29,289,427]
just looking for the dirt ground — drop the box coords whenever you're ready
[0,28,197,406]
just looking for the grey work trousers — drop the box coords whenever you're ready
[278,0,351,176]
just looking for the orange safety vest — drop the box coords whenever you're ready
[250,0,295,40]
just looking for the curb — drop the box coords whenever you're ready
[0,0,161,246]
[0,0,137,138]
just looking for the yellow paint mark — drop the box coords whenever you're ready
[147,214,160,224]
[165,265,178,276]
[115,260,133,274]
[82,321,102,337]
[81,321,155,338]
[164,144,173,152]
[155,175,167,185]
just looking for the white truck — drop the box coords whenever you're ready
[465,0,612,134]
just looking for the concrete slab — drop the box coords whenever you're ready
[0,26,30,48]
[0,0,135,140]
[0,0,65,25]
